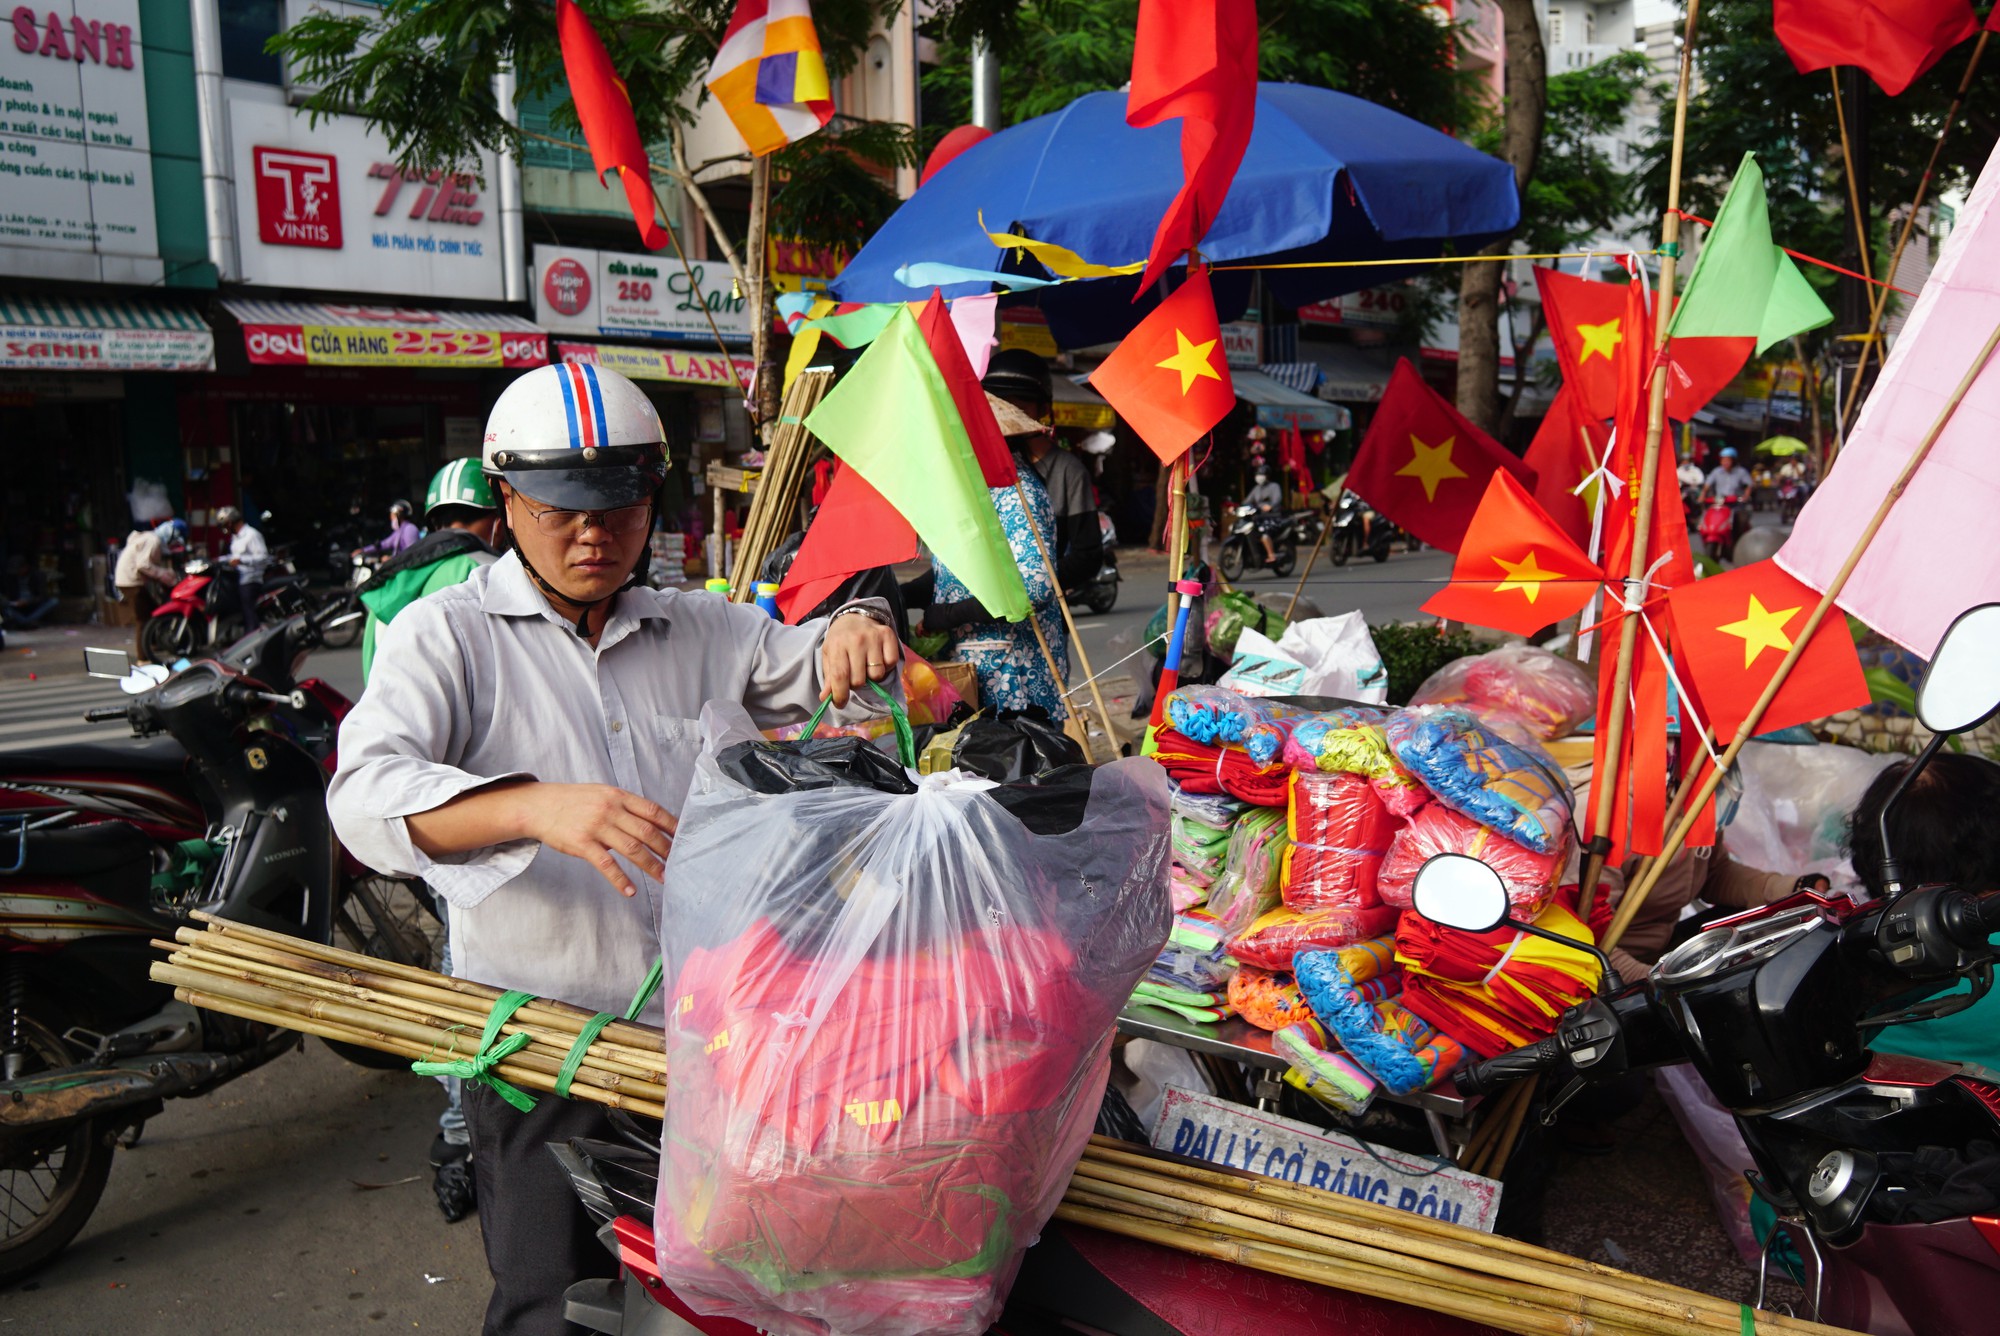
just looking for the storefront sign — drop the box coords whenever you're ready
[769,236,847,295]
[1299,285,1410,328]
[0,321,209,370]
[0,0,158,262]
[1150,1087,1502,1232]
[535,244,750,345]
[557,340,753,389]
[1052,401,1113,430]
[1221,321,1262,368]
[229,99,505,300]
[999,307,1057,358]
[237,302,545,368]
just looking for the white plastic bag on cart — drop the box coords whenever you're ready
[655,704,1171,1336]
[1727,741,1898,897]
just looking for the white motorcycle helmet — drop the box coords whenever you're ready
[482,363,669,510]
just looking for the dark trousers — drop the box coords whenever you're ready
[237,577,264,632]
[464,1082,620,1336]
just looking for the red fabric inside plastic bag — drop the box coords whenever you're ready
[1281,770,1401,911]
[1375,802,1566,918]
[1226,903,1402,972]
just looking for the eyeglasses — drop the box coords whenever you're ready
[514,499,652,536]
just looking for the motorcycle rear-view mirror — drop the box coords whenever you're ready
[1411,853,1510,935]
[83,646,131,680]
[1917,603,2000,736]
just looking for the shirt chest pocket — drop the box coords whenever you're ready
[649,717,704,813]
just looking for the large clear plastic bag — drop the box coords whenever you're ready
[1409,645,1596,742]
[655,706,1171,1336]
[1727,741,1898,897]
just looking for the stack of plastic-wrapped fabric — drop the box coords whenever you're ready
[1125,658,1605,1122]
[656,705,1170,1336]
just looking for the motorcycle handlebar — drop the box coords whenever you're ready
[1456,1036,1564,1097]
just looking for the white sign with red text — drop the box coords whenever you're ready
[534,244,750,345]
[0,0,158,262]
[229,98,504,300]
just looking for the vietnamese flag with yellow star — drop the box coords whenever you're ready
[1090,267,1236,464]
[1421,472,1602,636]
[1537,267,1629,421]
[1347,359,1536,553]
[1667,558,1870,740]
[1524,382,1610,549]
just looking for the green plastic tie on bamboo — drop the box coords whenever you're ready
[1659,241,1682,258]
[1738,1305,1755,1336]
[411,989,539,1112]
[625,957,664,1021]
[554,1012,619,1099]
[799,678,915,769]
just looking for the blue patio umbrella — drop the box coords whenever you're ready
[830,83,1520,348]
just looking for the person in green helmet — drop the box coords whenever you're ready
[359,459,506,682]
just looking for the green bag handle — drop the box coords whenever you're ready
[800,678,916,770]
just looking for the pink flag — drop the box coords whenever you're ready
[1777,136,2000,655]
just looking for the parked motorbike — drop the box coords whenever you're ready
[0,599,434,1281]
[1778,477,1812,525]
[1412,601,2000,1335]
[1065,512,1121,615]
[1697,494,1746,562]
[141,547,310,665]
[1329,492,1396,567]
[1218,504,1307,581]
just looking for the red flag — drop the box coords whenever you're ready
[1537,268,1628,420]
[775,463,918,623]
[1090,268,1237,464]
[1346,360,1535,553]
[1667,559,1871,740]
[1659,331,1754,420]
[1601,283,1695,594]
[1524,383,1608,549]
[557,0,668,250]
[1126,0,1260,294]
[1421,473,1602,636]
[1774,0,1978,96]
[914,290,1016,487]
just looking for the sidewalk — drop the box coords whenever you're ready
[0,623,120,682]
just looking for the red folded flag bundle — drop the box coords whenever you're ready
[1149,729,1292,807]
[556,0,668,250]
[1091,268,1237,464]
[1421,472,1602,637]
[1125,0,1260,293]
[1394,896,1604,1059]
[1774,0,1980,96]
[1346,360,1535,553]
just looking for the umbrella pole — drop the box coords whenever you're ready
[1608,313,2000,950]
[1578,0,1703,914]
[1284,474,1342,620]
[1013,478,1118,761]
[1834,32,1989,447]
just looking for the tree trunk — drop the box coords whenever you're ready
[1456,0,1548,435]
[1496,307,1547,442]
[745,156,781,437]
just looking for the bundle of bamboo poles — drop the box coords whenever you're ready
[150,913,666,1118]
[1061,1138,1856,1336]
[728,368,835,602]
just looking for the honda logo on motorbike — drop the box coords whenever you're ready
[253,147,343,249]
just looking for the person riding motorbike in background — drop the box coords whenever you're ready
[982,349,1103,591]
[1247,467,1285,565]
[115,517,184,662]
[354,500,423,561]
[1701,446,1755,544]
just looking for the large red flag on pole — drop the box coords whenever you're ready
[557,0,669,250]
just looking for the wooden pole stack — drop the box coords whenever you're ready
[1063,1139,1858,1336]
[151,914,666,1119]
[728,368,836,602]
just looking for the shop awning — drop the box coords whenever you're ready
[0,295,214,372]
[1302,342,1397,402]
[221,299,547,369]
[1233,369,1352,432]
[556,342,753,389]
[1258,362,1322,395]
[1053,374,1114,430]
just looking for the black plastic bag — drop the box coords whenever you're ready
[715,736,918,796]
[951,709,1085,782]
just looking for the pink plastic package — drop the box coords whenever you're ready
[1409,644,1596,742]
[1375,803,1567,918]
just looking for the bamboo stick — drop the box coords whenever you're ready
[1283,473,1342,620]
[1836,31,1990,444]
[1608,313,2000,945]
[1580,0,1703,906]
[1470,1073,1538,1179]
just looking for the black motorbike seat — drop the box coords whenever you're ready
[5,735,190,776]
[11,819,155,880]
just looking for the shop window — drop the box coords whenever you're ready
[220,0,284,84]
[1545,7,1564,45]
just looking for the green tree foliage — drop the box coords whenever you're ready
[922,0,1480,131]
[1514,51,1658,256]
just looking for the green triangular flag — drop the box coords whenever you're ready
[804,307,1030,622]
[1668,153,1834,355]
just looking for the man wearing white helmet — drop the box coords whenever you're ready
[326,362,899,1336]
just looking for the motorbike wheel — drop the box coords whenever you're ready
[1372,544,1392,563]
[324,877,446,1070]
[141,613,196,664]
[0,1011,117,1284]
[1218,541,1247,583]
[1330,532,1353,568]
[1269,548,1296,578]
[1084,584,1118,615]
[318,597,362,649]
